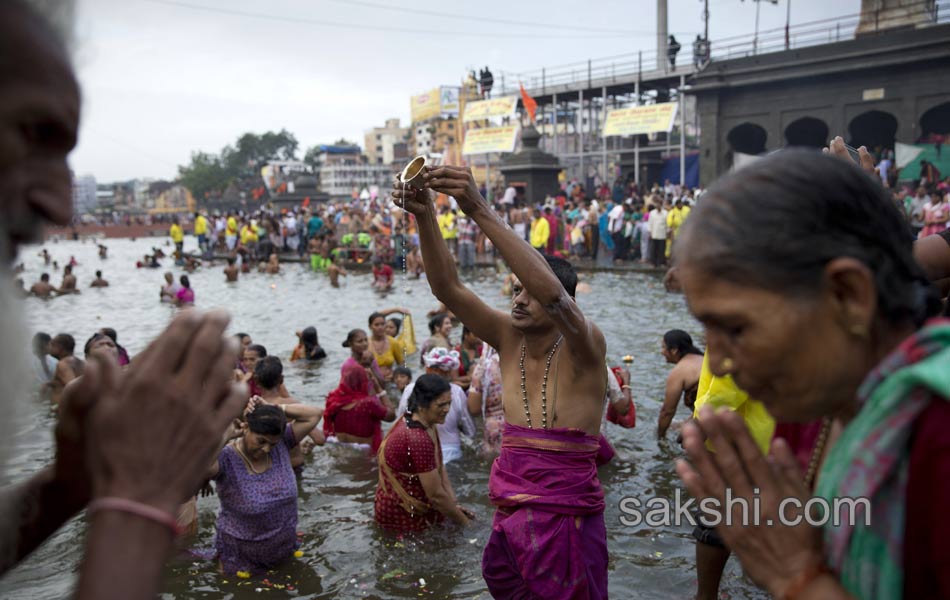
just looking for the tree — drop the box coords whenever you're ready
[177,129,300,200]
[178,151,231,201]
[222,130,299,174]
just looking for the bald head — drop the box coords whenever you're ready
[0,0,79,263]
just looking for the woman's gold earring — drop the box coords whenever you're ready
[849,323,869,338]
[720,357,735,372]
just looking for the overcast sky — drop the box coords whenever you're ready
[68,0,861,181]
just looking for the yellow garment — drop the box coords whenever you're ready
[226,216,238,235]
[530,217,550,249]
[438,212,457,240]
[373,336,405,369]
[194,215,208,235]
[665,207,685,258]
[397,313,417,355]
[693,353,775,455]
[240,225,258,244]
[169,223,184,243]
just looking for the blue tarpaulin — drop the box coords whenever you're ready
[660,152,700,188]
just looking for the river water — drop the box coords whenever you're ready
[1,238,764,599]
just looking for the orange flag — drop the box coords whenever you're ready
[520,83,537,123]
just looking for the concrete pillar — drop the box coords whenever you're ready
[698,93,720,186]
[658,0,668,72]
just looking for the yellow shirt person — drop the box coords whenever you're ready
[194,214,208,236]
[169,222,184,243]
[437,211,457,240]
[530,216,550,250]
[665,203,691,258]
[240,224,258,245]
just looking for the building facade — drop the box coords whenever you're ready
[693,21,950,184]
[71,174,97,215]
[364,118,411,166]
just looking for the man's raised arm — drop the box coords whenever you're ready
[392,180,507,350]
[422,166,605,367]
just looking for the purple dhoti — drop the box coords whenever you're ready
[482,423,607,600]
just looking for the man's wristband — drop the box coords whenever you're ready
[87,497,182,537]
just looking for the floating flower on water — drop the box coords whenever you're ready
[236,571,251,579]
[294,550,304,558]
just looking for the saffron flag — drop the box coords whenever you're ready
[520,83,537,123]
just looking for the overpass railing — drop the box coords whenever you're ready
[495,0,949,97]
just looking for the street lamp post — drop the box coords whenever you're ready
[785,0,792,50]
[742,0,778,55]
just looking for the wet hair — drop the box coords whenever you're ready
[246,343,267,358]
[246,404,285,436]
[428,313,449,334]
[663,330,703,358]
[368,312,386,327]
[235,333,250,344]
[253,355,283,390]
[342,328,365,348]
[542,254,578,298]
[406,374,451,414]
[100,327,118,343]
[180,275,190,288]
[677,150,941,328]
[393,366,413,380]
[40,273,49,282]
[52,333,75,353]
[32,332,51,354]
[300,327,325,360]
[83,333,110,356]
[386,317,402,335]
[95,270,102,278]
[64,265,72,274]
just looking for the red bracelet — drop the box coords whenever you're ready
[780,563,833,600]
[87,497,183,537]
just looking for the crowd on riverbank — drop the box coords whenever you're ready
[161,164,950,287]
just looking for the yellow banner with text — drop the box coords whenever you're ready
[603,102,679,137]
[462,125,519,155]
[463,96,518,122]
